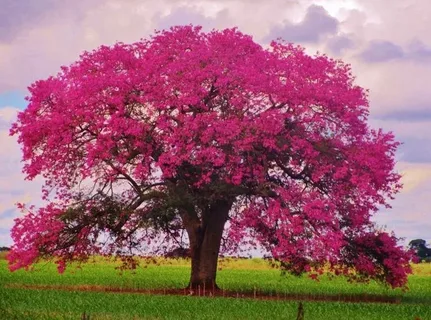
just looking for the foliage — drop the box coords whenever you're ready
[409,239,431,262]
[9,25,411,287]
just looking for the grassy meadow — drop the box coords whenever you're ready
[1,253,430,319]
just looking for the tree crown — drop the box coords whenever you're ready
[9,26,411,288]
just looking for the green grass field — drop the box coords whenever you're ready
[1,255,430,319]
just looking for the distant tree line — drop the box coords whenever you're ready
[0,246,10,252]
[409,239,431,262]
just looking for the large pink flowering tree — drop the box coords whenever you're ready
[9,26,411,289]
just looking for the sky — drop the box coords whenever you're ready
[0,0,430,248]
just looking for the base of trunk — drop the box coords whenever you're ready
[186,280,220,292]
[182,200,233,296]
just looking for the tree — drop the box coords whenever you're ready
[409,239,431,262]
[9,25,412,289]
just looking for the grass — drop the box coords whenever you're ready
[3,288,431,320]
[1,256,431,319]
[0,250,8,260]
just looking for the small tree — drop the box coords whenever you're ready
[9,26,411,289]
[409,239,431,262]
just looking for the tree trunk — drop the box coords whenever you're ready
[183,200,232,291]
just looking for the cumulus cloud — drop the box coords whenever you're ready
[0,0,160,91]
[266,5,338,43]
[0,0,301,91]
[355,0,431,45]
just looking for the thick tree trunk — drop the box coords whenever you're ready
[182,200,232,291]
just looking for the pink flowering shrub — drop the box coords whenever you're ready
[9,25,411,288]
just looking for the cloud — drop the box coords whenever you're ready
[373,161,431,244]
[358,38,431,63]
[0,0,99,44]
[397,139,431,163]
[369,118,431,163]
[359,40,404,62]
[266,5,338,43]
[0,0,430,249]
[0,0,301,92]
[350,58,431,118]
[157,6,223,31]
[0,1,155,92]
[0,107,19,127]
[398,163,431,193]
[326,34,355,55]
[354,0,431,46]
[0,0,57,43]
[370,118,431,140]
[374,109,431,122]
[0,106,44,246]
[407,39,431,61]
[369,120,431,242]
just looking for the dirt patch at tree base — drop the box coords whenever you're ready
[6,284,402,304]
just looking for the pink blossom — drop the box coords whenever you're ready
[9,26,411,288]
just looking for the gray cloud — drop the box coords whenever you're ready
[359,39,431,63]
[369,116,431,163]
[408,40,431,61]
[359,40,404,63]
[373,108,431,122]
[398,138,431,163]
[0,0,98,43]
[0,0,57,42]
[384,220,431,244]
[266,5,338,43]
[326,34,355,55]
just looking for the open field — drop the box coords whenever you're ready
[1,255,431,319]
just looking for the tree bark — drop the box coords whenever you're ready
[182,199,232,291]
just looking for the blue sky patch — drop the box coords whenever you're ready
[0,91,27,109]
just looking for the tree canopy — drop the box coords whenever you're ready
[9,26,411,288]
[409,239,431,262]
